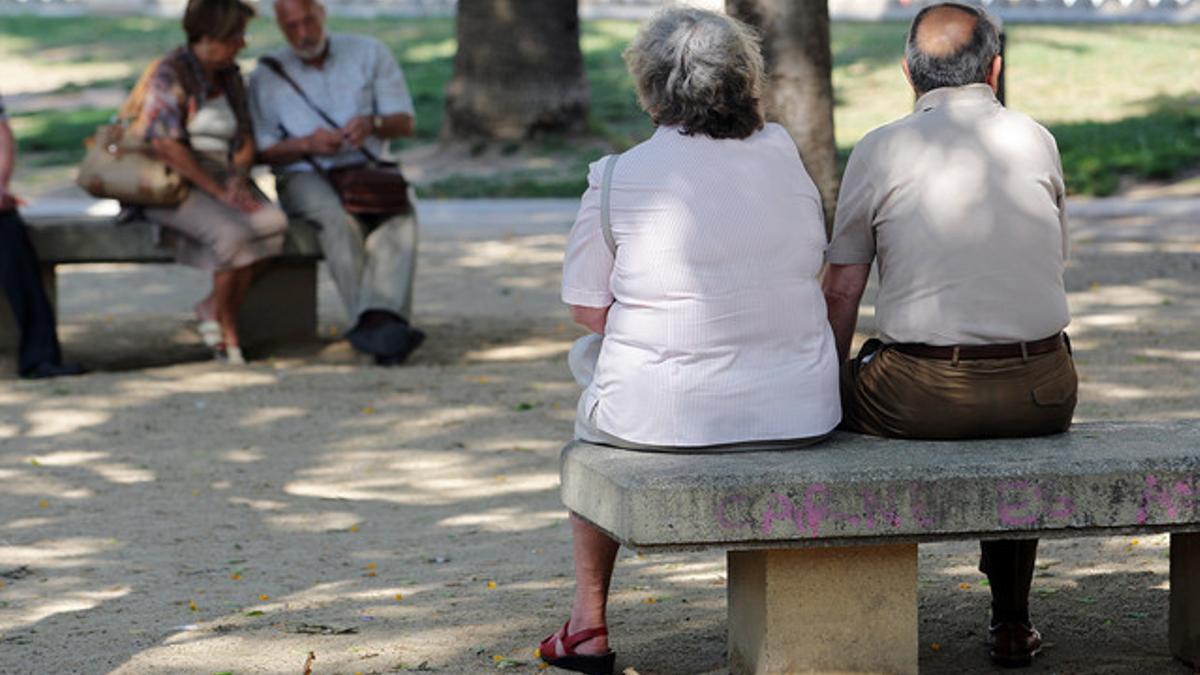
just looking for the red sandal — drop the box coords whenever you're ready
[538,621,615,675]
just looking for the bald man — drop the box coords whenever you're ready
[822,2,1075,668]
[248,0,423,365]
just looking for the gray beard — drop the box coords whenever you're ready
[291,36,328,61]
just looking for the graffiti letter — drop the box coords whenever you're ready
[761,492,798,535]
[716,493,751,531]
[997,480,1041,527]
[803,484,831,537]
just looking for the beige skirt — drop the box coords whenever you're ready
[144,166,287,272]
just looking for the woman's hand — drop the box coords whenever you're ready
[221,177,261,214]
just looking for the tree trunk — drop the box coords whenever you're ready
[443,0,589,142]
[726,0,838,235]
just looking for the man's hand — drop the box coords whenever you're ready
[341,116,374,149]
[306,128,345,156]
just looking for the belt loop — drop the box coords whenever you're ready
[951,346,960,367]
[1020,341,1029,363]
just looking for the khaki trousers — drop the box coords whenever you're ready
[841,337,1078,621]
[276,171,417,322]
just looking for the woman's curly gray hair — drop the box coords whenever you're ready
[623,8,766,140]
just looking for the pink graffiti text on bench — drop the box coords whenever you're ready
[713,474,1200,538]
[1138,474,1198,524]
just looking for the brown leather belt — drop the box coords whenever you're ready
[892,333,1065,360]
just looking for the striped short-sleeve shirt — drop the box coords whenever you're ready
[562,123,842,447]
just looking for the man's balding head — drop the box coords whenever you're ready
[904,2,1000,95]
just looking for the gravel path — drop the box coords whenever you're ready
[0,185,1198,674]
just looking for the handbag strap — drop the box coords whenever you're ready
[600,153,620,256]
[259,55,382,165]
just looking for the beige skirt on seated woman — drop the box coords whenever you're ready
[144,172,287,272]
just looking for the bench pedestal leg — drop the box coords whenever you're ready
[1170,532,1200,666]
[727,544,918,675]
[237,260,317,349]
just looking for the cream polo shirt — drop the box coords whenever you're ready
[828,83,1071,346]
[562,123,841,447]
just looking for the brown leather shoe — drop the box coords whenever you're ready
[989,621,1042,667]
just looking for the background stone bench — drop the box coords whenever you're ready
[1,198,401,365]
[561,420,1200,674]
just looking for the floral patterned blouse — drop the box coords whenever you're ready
[131,46,253,158]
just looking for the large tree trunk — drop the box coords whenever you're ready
[726,0,838,235]
[443,0,589,141]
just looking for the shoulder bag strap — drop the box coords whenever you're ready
[259,55,381,165]
[600,153,620,256]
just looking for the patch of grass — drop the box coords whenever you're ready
[12,107,116,158]
[1051,96,1200,196]
[2,17,1198,197]
[420,171,588,199]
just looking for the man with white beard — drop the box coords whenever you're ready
[249,0,423,365]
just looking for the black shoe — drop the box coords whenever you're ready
[20,362,87,380]
[345,313,410,357]
[374,327,426,366]
[989,621,1042,668]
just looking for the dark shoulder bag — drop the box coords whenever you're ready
[260,56,411,215]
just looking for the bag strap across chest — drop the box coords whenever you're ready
[600,153,620,256]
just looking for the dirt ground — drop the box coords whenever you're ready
[1,175,1199,675]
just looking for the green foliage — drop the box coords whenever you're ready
[1050,100,1200,196]
[3,16,1198,198]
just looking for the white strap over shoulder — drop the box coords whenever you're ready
[600,153,620,256]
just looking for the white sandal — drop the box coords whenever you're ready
[222,345,246,365]
[196,320,222,348]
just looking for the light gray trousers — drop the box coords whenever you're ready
[276,170,417,322]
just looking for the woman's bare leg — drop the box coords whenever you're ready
[563,513,620,655]
[212,269,241,348]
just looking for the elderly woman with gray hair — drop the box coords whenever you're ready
[540,8,840,674]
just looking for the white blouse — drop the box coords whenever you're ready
[562,123,841,447]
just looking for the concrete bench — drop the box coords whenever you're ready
[560,420,1200,674]
[0,197,411,360]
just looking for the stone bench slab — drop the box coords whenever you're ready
[561,420,1200,550]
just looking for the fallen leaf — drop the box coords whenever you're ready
[38,499,49,509]
[349,524,360,533]
[395,593,403,602]
[362,406,376,415]
[229,573,242,581]
[188,600,198,612]
[931,643,942,652]
[303,651,316,675]
[244,610,265,617]
[958,582,971,590]
[366,563,378,570]
[642,597,657,604]
[486,581,497,590]
[259,594,270,601]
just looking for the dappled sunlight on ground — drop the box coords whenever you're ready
[1,189,1197,673]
